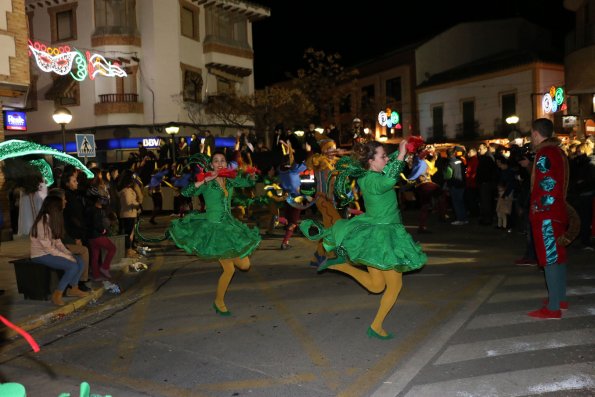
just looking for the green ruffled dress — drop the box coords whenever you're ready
[300,156,426,272]
[168,176,261,260]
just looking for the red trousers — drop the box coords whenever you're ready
[89,236,116,279]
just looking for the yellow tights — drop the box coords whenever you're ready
[331,263,403,337]
[214,256,251,312]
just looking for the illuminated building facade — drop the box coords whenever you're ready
[16,0,269,162]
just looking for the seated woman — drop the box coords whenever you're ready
[30,195,88,306]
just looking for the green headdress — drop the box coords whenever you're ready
[187,153,211,171]
[330,155,367,207]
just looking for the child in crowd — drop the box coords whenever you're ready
[496,182,513,230]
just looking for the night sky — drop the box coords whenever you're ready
[252,0,574,89]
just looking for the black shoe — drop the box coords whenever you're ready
[149,219,157,225]
[281,243,291,250]
[78,282,91,292]
[417,227,432,234]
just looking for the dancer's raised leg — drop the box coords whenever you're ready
[233,256,251,271]
[329,263,385,293]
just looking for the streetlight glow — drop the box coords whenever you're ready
[53,107,72,152]
[165,126,180,135]
[505,115,519,125]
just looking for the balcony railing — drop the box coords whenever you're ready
[98,93,138,103]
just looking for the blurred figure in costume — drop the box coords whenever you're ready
[300,140,426,339]
[261,166,288,235]
[278,156,308,250]
[306,138,346,266]
[137,152,261,316]
[170,164,194,216]
[351,118,368,144]
[148,164,170,225]
[407,144,448,234]
[230,135,259,221]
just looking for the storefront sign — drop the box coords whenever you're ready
[378,108,401,129]
[542,86,564,114]
[142,138,161,148]
[3,111,27,131]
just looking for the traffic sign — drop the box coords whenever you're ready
[75,134,96,158]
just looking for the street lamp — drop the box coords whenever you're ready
[165,125,180,163]
[52,107,72,152]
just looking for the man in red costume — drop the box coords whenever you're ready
[524,118,569,319]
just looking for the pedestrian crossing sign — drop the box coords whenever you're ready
[75,134,96,158]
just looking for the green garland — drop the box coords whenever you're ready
[0,139,93,178]
[28,159,54,186]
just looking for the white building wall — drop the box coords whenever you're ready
[417,18,553,85]
[23,0,265,140]
[418,69,537,140]
[141,0,182,125]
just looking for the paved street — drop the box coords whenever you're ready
[0,210,594,397]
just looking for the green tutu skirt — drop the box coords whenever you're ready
[300,218,426,272]
[168,211,261,260]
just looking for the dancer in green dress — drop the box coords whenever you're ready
[300,139,426,339]
[166,152,261,316]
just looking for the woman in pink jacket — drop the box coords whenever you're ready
[30,195,88,306]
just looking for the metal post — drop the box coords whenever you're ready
[171,139,176,164]
[61,124,66,152]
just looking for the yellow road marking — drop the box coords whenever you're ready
[110,254,165,373]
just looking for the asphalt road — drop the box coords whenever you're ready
[1,210,594,397]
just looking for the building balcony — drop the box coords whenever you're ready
[95,93,143,115]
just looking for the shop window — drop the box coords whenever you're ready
[361,85,375,110]
[462,100,475,137]
[49,3,78,43]
[386,77,402,103]
[501,93,516,120]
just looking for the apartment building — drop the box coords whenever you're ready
[0,0,29,239]
[564,0,595,138]
[338,18,567,143]
[416,18,565,142]
[15,0,268,162]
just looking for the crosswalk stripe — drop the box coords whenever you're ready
[403,362,595,397]
[467,304,595,329]
[435,328,595,365]
[503,274,595,286]
[370,276,504,397]
[488,286,595,303]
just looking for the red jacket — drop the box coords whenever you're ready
[529,139,568,225]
